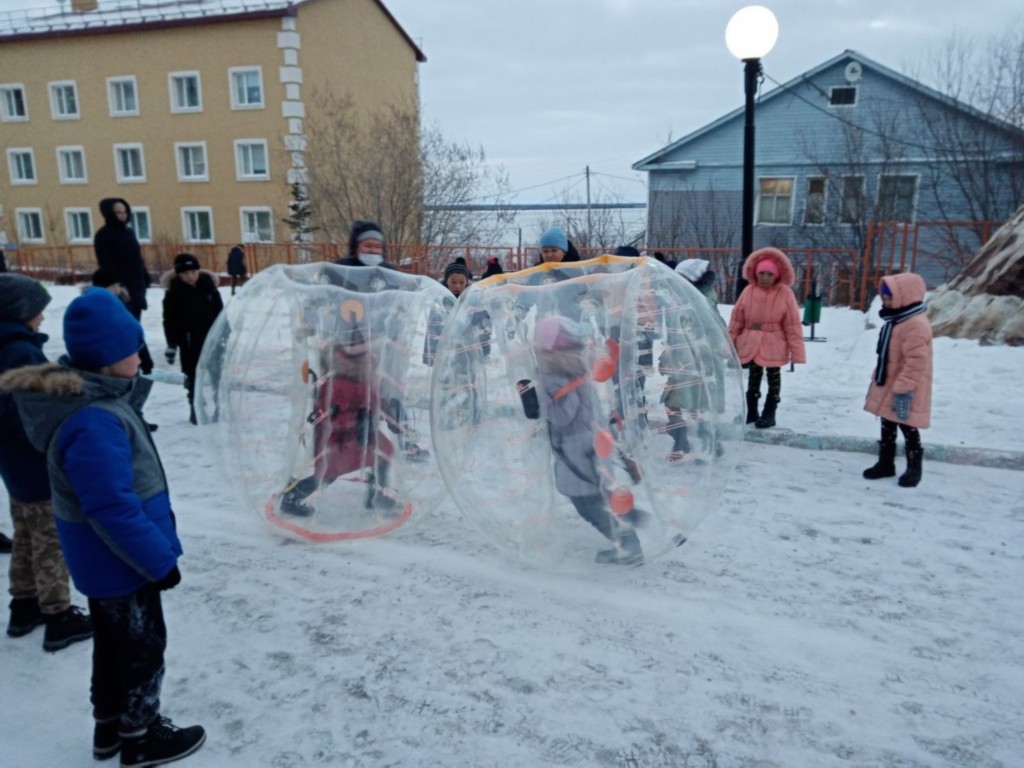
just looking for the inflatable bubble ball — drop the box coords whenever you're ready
[195,263,453,542]
[429,255,744,571]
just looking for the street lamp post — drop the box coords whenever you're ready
[726,6,778,301]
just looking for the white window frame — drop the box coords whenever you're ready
[234,139,270,180]
[130,206,152,242]
[182,207,214,243]
[49,80,80,120]
[755,176,795,226]
[113,143,146,183]
[803,176,827,226]
[829,85,859,108]
[168,71,202,113]
[0,83,29,122]
[65,207,93,243]
[7,148,37,185]
[56,145,88,184]
[240,207,275,243]
[229,67,264,110]
[107,75,139,117]
[175,141,209,182]
[876,174,919,223]
[16,208,45,243]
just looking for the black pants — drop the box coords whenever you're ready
[89,587,167,731]
[570,494,620,541]
[880,417,921,451]
[746,364,781,401]
[128,305,155,375]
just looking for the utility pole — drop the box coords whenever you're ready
[585,165,592,248]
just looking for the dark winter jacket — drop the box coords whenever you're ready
[161,269,224,373]
[93,198,150,315]
[2,362,182,598]
[227,246,248,278]
[0,320,50,502]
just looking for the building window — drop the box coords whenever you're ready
[65,208,93,243]
[16,209,44,243]
[182,207,214,242]
[230,67,264,109]
[840,176,865,224]
[114,143,146,183]
[804,177,827,225]
[169,72,202,113]
[107,76,139,116]
[49,81,80,119]
[57,146,87,184]
[176,142,208,181]
[131,206,152,242]
[7,148,37,185]
[756,177,793,225]
[240,207,274,242]
[235,140,269,180]
[877,175,918,222]
[0,84,28,121]
[830,86,857,107]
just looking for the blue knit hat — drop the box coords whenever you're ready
[64,287,145,370]
[539,227,568,253]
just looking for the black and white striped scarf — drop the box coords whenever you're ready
[875,301,927,386]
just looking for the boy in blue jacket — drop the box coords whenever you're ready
[0,274,92,650]
[0,288,205,766]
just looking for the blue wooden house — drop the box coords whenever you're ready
[633,50,1024,290]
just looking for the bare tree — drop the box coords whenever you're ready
[648,179,740,251]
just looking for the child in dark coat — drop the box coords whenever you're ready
[162,253,224,424]
[1,288,205,765]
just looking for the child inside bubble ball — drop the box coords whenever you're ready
[527,315,643,566]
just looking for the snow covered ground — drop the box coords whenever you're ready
[1,283,1022,767]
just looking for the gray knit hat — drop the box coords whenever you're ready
[0,274,51,324]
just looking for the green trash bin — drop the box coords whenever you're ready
[802,296,822,326]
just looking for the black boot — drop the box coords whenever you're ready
[42,605,93,652]
[7,597,44,637]
[755,396,778,429]
[863,440,897,479]
[745,392,760,424]
[898,447,923,488]
[279,476,319,517]
[93,716,120,761]
[595,529,643,566]
[119,716,206,767]
[0,531,11,553]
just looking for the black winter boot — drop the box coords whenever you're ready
[898,447,923,488]
[119,716,206,767]
[279,476,319,517]
[0,531,11,553]
[744,392,760,424]
[755,397,778,429]
[595,529,643,566]
[863,440,897,479]
[42,605,93,652]
[94,716,120,761]
[7,597,44,637]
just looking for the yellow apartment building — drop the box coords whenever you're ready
[0,0,424,274]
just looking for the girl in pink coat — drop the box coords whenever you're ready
[728,247,806,428]
[863,273,933,487]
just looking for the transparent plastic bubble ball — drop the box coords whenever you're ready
[429,255,744,571]
[195,263,452,542]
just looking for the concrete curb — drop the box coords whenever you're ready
[742,427,1024,472]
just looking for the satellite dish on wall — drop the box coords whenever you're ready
[845,62,863,83]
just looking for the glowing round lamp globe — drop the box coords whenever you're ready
[725,5,779,60]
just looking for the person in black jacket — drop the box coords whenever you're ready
[226,245,248,296]
[161,254,224,424]
[93,197,154,375]
[336,220,389,268]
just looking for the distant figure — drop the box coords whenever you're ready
[535,227,582,266]
[862,273,933,488]
[226,244,248,296]
[480,257,504,279]
[728,247,806,429]
[613,245,641,257]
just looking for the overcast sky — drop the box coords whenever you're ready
[3,0,1020,208]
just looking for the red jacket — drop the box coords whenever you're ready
[728,248,806,367]
[864,273,933,429]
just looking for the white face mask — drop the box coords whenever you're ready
[357,253,384,267]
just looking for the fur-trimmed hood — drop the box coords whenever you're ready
[741,247,796,287]
[0,361,151,454]
[159,268,218,290]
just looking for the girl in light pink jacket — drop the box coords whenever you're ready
[863,272,933,487]
[728,247,806,428]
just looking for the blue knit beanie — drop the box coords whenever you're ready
[539,227,568,253]
[64,287,145,370]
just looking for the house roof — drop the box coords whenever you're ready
[632,49,1022,171]
[0,0,427,62]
